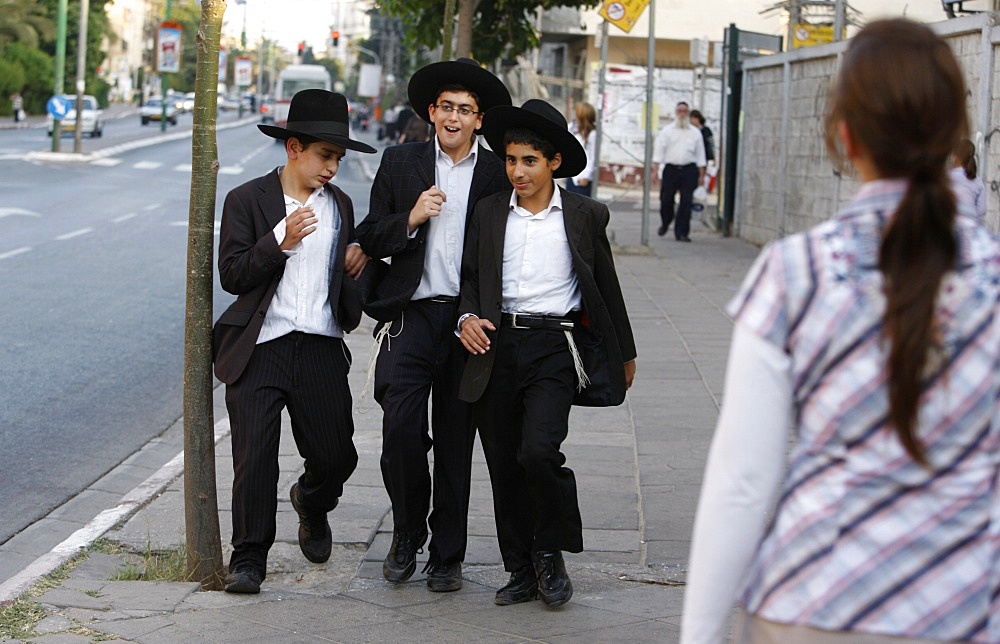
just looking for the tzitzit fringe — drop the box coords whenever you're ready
[355,314,404,413]
[565,330,590,392]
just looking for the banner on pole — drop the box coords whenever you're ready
[157,21,182,73]
[599,0,650,34]
[235,56,253,87]
[218,48,228,83]
[358,63,382,98]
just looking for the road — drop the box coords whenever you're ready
[0,110,380,544]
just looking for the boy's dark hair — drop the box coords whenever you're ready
[503,127,557,160]
[435,83,481,111]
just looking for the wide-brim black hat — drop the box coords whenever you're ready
[407,58,512,125]
[258,89,375,154]
[481,99,586,178]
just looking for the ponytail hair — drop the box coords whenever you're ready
[824,20,967,466]
[955,138,978,180]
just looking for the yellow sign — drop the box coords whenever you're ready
[792,23,836,49]
[599,0,650,34]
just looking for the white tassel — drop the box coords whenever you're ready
[565,330,590,392]
[355,314,404,413]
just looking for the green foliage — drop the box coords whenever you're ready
[0,0,54,51]
[36,0,113,101]
[379,0,597,64]
[2,42,53,113]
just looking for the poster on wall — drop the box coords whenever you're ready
[157,21,182,73]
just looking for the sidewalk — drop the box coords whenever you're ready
[2,192,762,643]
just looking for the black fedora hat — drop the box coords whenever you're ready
[407,58,511,126]
[480,99,587,178]
[258,89,376,153]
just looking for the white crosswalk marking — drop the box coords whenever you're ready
[219,166,244,175]
[91,158,122,167]
[133,161,162,170]
[56,228,93,241]
[0,247,31,260]
[175,164,192,172]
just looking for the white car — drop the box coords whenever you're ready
[140,97,179,125]
[182,92,196,112]
[46,95,104,138]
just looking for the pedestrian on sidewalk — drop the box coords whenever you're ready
[682,19,1000,643]
[11,91,23,124]
[653,101,706,242]
[457,99,637,609]
[355,58,511,593]
[566,101,596,197]
[212,90,376,594]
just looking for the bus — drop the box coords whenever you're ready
[273,64,332,127]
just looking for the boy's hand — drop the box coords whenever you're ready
[624,359,637,389]
[408,186,447,232]
[459,315,495,355]
[344,245,368,279]
[280,206,317,251]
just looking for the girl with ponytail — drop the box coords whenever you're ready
[683,19,1000,644]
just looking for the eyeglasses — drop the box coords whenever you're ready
[433,103,480,117]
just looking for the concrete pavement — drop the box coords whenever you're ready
[0,191,762,643]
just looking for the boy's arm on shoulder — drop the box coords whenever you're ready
[356,146,420,258]
[217,184,286,295]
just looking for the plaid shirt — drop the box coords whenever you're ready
[729,179,1000,641]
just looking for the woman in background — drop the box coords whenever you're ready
[567,101,596,196]
[950,138,987,219]
[682,19,1000,644]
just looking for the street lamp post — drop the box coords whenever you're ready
[236,0,247,118]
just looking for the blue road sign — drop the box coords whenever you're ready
[47,95,72,119]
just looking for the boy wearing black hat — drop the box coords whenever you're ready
[355,58,511,593]
[213,90,376,594]
[457,100,637,608]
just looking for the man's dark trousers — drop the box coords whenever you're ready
[660,162,699,239]
[227,332,358,576]
[374,299,475,564]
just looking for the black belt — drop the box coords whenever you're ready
[500,312,575,330]
[666,163,696,168]
[419,295,459,304]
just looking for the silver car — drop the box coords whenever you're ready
[46,95,104,138]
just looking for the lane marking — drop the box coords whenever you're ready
[0,417,232,603]
[112,213,136,223]
[218,166,244,175]
[0,246,32,260]
[90,158,122,167]
[143,203,161,211]
[174,163,192,172]
[133,161,162,170]
[55,228,93,241]
[0,207,41,219]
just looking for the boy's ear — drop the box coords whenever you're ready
[550,152,562,172]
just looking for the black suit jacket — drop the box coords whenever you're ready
[355,140,509,323]
[212,168,362,385]
[458,188,637,405]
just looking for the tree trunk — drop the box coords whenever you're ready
[183,0,225,591]
[441,0,455,60]
[454,0,480,60]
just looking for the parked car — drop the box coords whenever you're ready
[45,95,104,138]
[140,97,179,125]
[259,97,275,124]
[218,94,241,111]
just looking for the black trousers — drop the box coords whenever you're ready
[475,327,583,572]
[226,332,358,576]
[660,163,699,239]
[374,299,475,564]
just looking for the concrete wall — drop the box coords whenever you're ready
[735,13,1000,245]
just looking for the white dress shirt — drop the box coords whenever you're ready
[411,138,477,300]
[258,181,343,343]
[653,122,707,168]
[502,188,581,316]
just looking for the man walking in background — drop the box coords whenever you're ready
[653,101,706,242]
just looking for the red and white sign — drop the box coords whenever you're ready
[157,21,182,73]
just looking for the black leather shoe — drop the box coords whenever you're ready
[494,565,538,606]
[657,225,668,236]
[532,551,573,608]
[223,567,262,594]
[290,483,332,564]
[383,528,428,582]
[424,558,463,592]
[677,236,691,242]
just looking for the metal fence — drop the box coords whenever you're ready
[733,12,999,245]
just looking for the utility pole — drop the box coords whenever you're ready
[51,0,67,152]
[73,0,90,153]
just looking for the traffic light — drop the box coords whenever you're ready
[331,30,340,47]
[297,41,305,56]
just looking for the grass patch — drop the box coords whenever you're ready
[108,541,190,583]
[0,548,88,639]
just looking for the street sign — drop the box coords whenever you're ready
[46,95,72,119]
[599,0,650,34]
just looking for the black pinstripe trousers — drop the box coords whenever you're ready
[225,331,358,576]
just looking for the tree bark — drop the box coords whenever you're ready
[441,0,455,60]
[454,0,480,60]
[183,0,225,591]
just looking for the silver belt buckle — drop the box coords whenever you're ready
[510,313,529,329]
